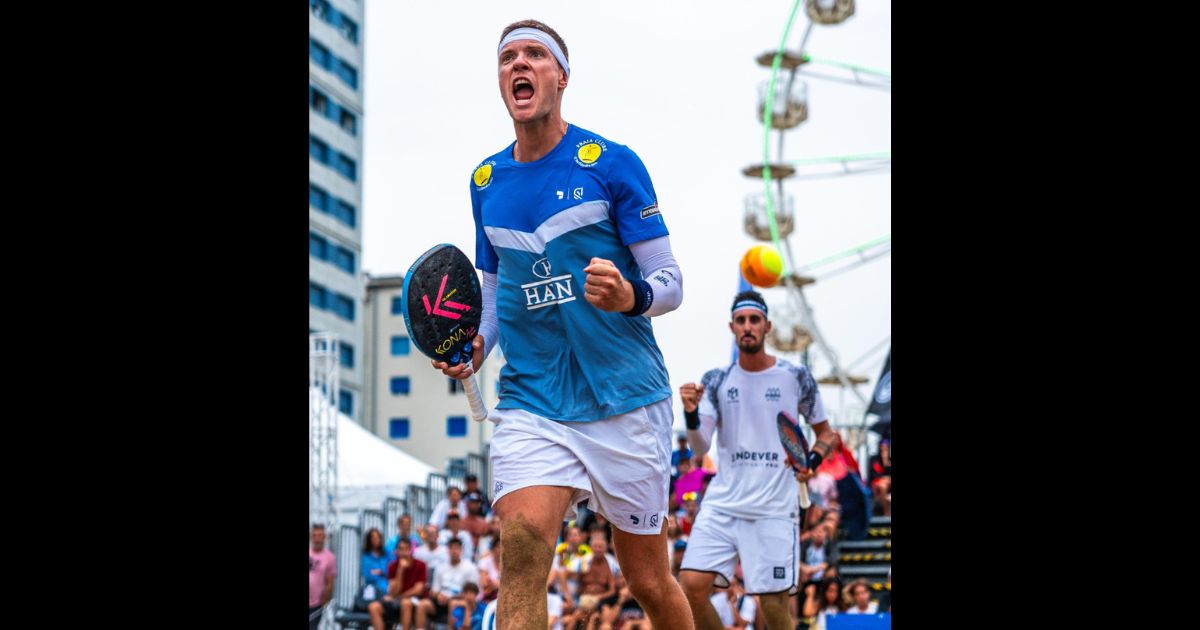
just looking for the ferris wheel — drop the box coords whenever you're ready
[742,0,891,455]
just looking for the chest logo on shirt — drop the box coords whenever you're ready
[727,387,739,403]
[765,387,782,402]
[521,259,575,310]
[575,140,606,167]
[473,162,495,190]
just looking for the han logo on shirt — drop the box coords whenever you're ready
[765,387,782,402]
[521,258,576,310]
[727,387,739,403]
[575,140,606,167]
[473,162,496,190]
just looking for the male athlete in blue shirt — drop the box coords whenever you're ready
[432,19,692,630]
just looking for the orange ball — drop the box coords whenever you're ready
[740,244,784,287]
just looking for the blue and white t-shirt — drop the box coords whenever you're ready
[470,124,670,422]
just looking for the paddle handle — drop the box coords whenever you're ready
[464,374,489,423]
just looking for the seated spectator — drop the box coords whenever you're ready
[413,524,448,585]
[480,598,498,630]
[867,439,891,517]
[587,520,612,548]
[826,446,872,541]
[576,533,617,628]
[808,470,838,510]
[708,575,756,629]
[367,537,426,630]
[673,456,707,509]
[671,538,687,579]
[799,524,830,584]
[438,512,475,562]
[671,432,693,480]
[802,576,846,630]
[678,492,700,537]
[477,537,502,604]
[361,527,389,598]
[448,581,480,630]
[384,514,421,559]
[842,579,878,614]
[463,472,491,515]
[547,584,565,630]
[552,524,591,609]
[430,486,467,530]
[463,492,492,551]
[417,538,478,628]
[598,585,648,630]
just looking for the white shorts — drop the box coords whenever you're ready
[680,508,799,595]
[489,397,673,535]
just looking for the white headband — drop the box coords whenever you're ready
[731,301,768,317]
[497,27,570,78]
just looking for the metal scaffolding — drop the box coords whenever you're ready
[310,333,339,533]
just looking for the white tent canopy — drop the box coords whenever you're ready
[334,411,436,514]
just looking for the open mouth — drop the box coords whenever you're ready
[512,77,534,104]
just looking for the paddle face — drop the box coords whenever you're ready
[400,244,483,366]
[777,411,810,472]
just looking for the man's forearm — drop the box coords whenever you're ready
[812,429,841,458]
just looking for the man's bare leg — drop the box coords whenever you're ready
[495,485,575,630]
[679,569,725,630]
[758,592,792,630]
[610,524,693,629]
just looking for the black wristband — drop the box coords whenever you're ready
[805,451,823,471]
[684,408,700,430]
[622,278,654,317]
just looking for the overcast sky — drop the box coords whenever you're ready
[361,0,891,430]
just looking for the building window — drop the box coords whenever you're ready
[309,183,329,211]
[338,390,352,415]
[309,232,328,260]
[309,136,329,163]
[334,153,356,181]
[333,201,356,228]
[391,336,410,356]
[447,416,468,438]
[309,39,331,69]
[340,17,359,44]
[331,294,355,321]
[340,343,354,368]
[337,61,358,90]
[309,282,327,309]
[390,377,411,395]
[391,296,404,315]
[332,246,355,274]
[448,378,464,394]
[389,418,410,439]
[340,109,357,136]
[310,86,329,115]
